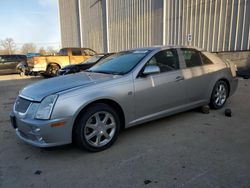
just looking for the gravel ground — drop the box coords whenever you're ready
[0,74,250,188]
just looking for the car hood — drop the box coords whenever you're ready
[20,72,116,101]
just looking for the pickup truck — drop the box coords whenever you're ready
[27,48,96,77]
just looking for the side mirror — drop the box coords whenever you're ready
[143,65,160,76]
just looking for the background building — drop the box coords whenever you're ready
[58,0,250,53]
[59,0,81,48]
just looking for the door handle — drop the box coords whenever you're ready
[175,76,184,82]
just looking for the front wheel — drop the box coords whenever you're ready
[210,80,228,109]
[73,103,121,152]
[46,64,60,77]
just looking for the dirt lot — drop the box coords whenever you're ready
[0,74,250,188]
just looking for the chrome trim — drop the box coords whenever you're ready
[19,94,35,102]
[14,102,32,117]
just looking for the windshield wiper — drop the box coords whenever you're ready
[85,70,122,75]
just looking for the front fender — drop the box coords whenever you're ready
[51,77,135,131]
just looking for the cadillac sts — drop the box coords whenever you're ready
[10,46,238,152]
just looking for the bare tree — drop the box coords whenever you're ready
[0,38,16,54]
[38,47,47,55]
[0,49,6,55]
[46,46,58,55]
[21,43,36,54]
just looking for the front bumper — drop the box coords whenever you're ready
[28,63,47,73]
[30,66,46,72]
[10,112,72,147]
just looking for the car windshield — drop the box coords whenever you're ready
[81,55,104,65]
[88,50,150,75]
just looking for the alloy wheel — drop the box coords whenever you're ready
[84,111,116,147]
[214,84,227,106]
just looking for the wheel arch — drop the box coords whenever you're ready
[210,77,231,98]
[72,98,126,141]
[217,78,230,96]
[47,62,61,69]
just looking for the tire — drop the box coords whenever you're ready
[19,71,25,77]
[73,103,121,152]
[210,80,228,109]
[46,64,60,77]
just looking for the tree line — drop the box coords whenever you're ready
[0,38,59,55]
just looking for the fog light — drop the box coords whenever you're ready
[32,127,40,133]
[36,136,44,142]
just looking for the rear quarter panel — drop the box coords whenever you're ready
[203,52,236,98]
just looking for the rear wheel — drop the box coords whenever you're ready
[210,80,228,109]
[19,71,25,77]
[46,64,60,77]
[73,103,121,152]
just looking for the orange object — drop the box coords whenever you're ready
[51,121,65,127]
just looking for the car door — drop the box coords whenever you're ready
[0,56,6,74]
[134,48,188,120]
[8,55,20,72]
[179,48,214,104]
[0,55,14,74]
[69,48,85,64]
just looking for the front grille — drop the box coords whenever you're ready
[15,97,32,113]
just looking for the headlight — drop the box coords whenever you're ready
[35,95,58,120]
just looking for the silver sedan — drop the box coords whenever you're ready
[10,46,238,152]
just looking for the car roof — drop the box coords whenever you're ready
[130,45,205,52]
[0,54,27,58]
[0,54,26,56]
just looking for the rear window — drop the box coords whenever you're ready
[72,49,82,56]
[201,53,213,65]
[181,48,203,68]
[58,48,68,56]
[83,49,96,56]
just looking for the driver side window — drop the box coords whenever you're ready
[146,49,180,73]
